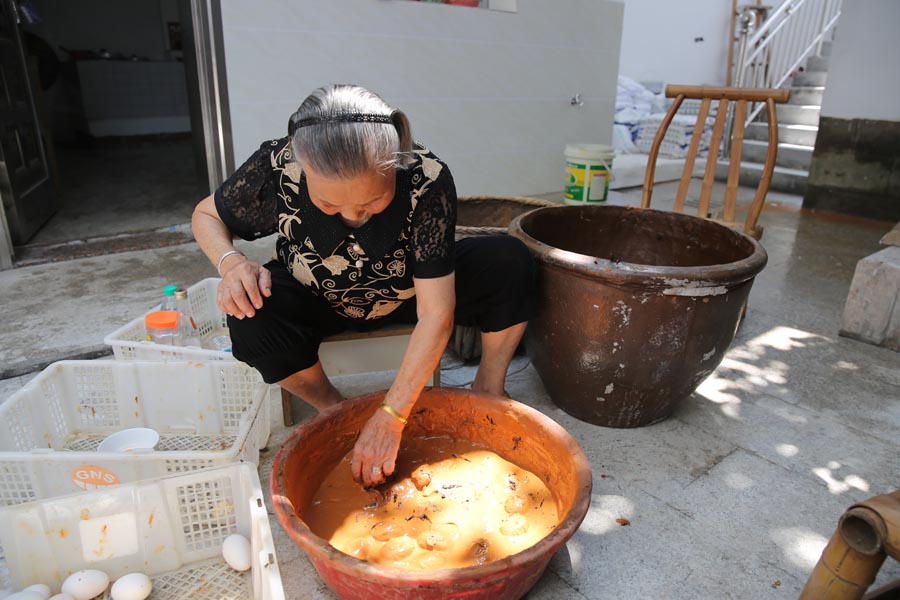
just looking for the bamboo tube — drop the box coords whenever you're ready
[801,491,900,599]
[853,492,900,560]
[799,530,886,600]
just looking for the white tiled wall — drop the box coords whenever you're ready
[77,61,190,136]
[220,0,623,196]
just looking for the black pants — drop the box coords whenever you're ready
[228,236,536,383]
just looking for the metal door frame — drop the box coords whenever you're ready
[190,0,233,193]
[0,0,47,269]
[0,193,12,269]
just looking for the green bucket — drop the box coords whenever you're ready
[564,143,614,205]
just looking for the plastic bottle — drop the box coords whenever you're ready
[174,288,202,347]
[160,285,178,311]
[145,311,180,345]
[205,333,233,353]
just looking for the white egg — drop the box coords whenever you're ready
[22,585,51,600]
[221,533,252,571]
[48,595,76,600]
[6,591,46,600]
[110,572,152,600]
[60,569,109,600]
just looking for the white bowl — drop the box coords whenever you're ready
[97,428,160,453]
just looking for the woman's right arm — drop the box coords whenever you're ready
[192,194,271,319]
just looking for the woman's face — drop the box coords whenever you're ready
[304,164,396,228]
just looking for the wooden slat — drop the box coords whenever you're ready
[697,98,729,219]
[666,85,790,103]
[673,98,712,213]
[641,94,685,209]
[745,97,778,233]
[723,99,747,222]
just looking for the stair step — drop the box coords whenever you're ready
[793,70,828,86]
[787,86,825,105]
[820,40,832,57]
[747,122,819,146]
[776,103,821,126]
[742,140,813,170]
[806,54,830,72]
[715,161,809,195]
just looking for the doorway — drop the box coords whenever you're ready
[7,0,215,265]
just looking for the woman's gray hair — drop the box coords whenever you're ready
[288,84,414,177]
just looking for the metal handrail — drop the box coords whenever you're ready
[733,0,842,125]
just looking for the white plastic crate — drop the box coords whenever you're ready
[104,277,430,428]
[0,361,270,507]
[0,463,285,599]
[105,278,231,363]
[103,278,286,432]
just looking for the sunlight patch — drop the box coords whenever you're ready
[771,527,828,571]
[748,326,824,352]
[834,360,859,371]
[813,466,871,494]
[580,494,636,537]
[696,375,743,406]
[723,471,754,490]
[775,443,799,457]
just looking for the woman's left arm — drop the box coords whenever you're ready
[351,273,455,486]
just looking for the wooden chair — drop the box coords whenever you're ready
[640,85,791,239]
[800,490,900,600]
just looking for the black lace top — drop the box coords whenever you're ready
[214,137,457,321]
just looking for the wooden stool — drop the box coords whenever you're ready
[280,324,441,426]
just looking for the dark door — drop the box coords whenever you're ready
[0,0,57,245]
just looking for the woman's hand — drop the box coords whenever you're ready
[192,194,272,318]
[217,256,272,319]
[351,409,405,487]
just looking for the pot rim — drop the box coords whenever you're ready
[270,388,593,587]
[509,205,768,292]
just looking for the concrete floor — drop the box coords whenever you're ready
[1,181,898,598]
[26,136,207,247]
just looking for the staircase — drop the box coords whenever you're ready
[717,42,831,195]
[717,0,841,195]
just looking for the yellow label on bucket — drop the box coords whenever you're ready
[565,161,609,203]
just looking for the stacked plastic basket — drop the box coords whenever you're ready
[0,279,286,599]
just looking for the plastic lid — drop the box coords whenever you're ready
[565,143,615,160]
[145,310,179,329]
[163,285,178,296]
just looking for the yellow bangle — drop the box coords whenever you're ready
[379,403,408,425]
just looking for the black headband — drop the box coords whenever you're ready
[288,112,393,135]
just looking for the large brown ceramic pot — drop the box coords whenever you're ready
[510,205,767,428]
[271,388,592,600]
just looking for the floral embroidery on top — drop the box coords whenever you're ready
[210,137,455,321]
[214,137,456,321]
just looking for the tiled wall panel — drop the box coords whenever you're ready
[221,0,622,195]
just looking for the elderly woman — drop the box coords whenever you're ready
[192,84,535,486]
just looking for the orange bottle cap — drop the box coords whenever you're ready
[145,310,179,329]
